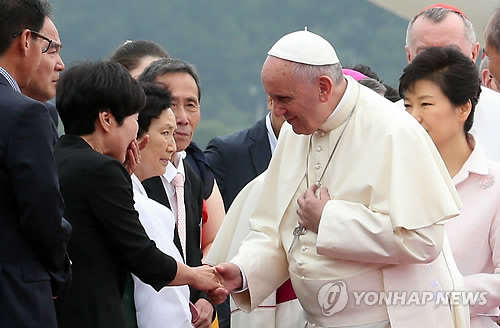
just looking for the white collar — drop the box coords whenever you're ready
[131,174,148,195]
[453,136,490,185]
[163,153,185,183]
[318,76,357,132]
[265,113,278,154]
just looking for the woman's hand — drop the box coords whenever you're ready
[189,265,224,292]
[123,137,149,175]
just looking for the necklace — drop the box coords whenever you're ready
[288,106,357,254]
[305,107,356,189]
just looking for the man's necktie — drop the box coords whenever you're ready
[171,173,187,262]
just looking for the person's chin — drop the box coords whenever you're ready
[157,166,166,176]
[174,135,191,151]
[291,124,308,135]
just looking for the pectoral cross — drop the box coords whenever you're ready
[288,225,306,254]
[288,181,322,254]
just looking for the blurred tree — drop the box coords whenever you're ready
[51,0,408,148]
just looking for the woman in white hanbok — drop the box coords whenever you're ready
[130,83,218,327]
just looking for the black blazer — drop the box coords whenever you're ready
[44,102,59,145]
[142,164,206,303]
[0,74,67,328]
[185,142,215,200]
[205,117,272,210]
[53,135,178,328]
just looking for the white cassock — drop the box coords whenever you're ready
[226,77,469,328]
[131,174,192,328]
[397,86,500,161]
[206,173,306,328]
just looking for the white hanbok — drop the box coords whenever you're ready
[131,174,192,328]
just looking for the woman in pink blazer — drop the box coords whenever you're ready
[400,46,500,328]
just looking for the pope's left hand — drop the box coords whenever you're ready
[192,298,214,328]
[297,184,331,233]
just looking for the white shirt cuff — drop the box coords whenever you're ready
[231,262,248,293]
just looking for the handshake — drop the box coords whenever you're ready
[188,263,244,304]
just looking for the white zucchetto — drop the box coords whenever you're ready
[267,29,340,66]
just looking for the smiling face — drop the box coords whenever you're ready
[139,108,177,178]
[23,17,64,102]
[403,79,469,148]
[154,72,200,151]
[261,56,331,135]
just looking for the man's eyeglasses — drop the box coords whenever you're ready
[12,30,53,54]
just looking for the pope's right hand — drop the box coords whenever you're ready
[215,263,243,292]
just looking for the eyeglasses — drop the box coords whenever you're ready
[12,29,53,53]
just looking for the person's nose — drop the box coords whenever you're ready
[175,107,189,125]
[55,55,65,71]
[408,108,423,124]
[167,136,177,153]
[272,102,287,118]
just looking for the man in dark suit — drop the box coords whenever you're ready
[205,97,285,210]
[20,14,70,297]
[140,58,218,328]
[0,1,69,327]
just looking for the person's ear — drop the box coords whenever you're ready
[97,111,113,132]
[318,75,333,103]
[471,42,480,63]
[459,100,472,123]
[14,29,32,57]
[481,69,490,86]
[405,45,412,64]
[137,134,150,150]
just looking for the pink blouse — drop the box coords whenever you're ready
[446,139,500,328]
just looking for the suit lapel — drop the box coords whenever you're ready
[142,176,170,208]
[248,118,272,176]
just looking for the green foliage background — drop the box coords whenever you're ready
[51,0,409,148]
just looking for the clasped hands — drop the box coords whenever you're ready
[196,263,244,305]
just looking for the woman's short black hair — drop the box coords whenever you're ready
[399,47,481,133]
[56,61,146,135]
[110,40,168,72]
[137,83,173,138]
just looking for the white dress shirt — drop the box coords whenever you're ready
[265,113,278,154]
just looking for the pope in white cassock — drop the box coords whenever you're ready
[209,30,470,328]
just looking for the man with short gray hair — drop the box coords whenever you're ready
[404,4,500,160]
[139,58,218,328]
